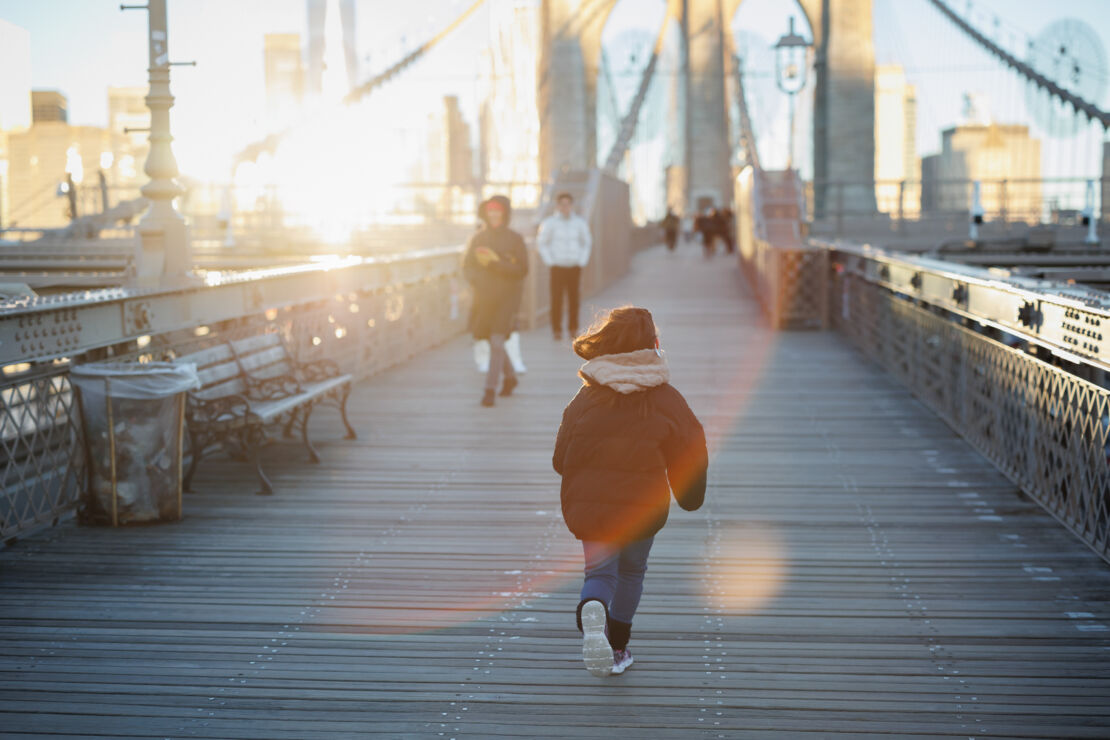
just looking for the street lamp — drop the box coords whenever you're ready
[774,16,810,170]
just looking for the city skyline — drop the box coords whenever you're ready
[0,0,1105,208]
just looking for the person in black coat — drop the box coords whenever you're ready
[661,208,680,251]
[553,306,708,676]
[463,195,528,407]
[696,207,718,257]
[716,207,735,254]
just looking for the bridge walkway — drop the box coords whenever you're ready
[1,246,1109,737]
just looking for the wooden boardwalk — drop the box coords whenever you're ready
[2,246,1110,738]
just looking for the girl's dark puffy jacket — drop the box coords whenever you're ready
[553,357,708,545]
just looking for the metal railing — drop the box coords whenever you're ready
[0,364,86,543]
[0,246,469,544]
[2,181,543,250]
[736,166,827,329]
[832,267,1110,560]
[809,177,1107,235]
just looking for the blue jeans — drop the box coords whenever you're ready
[580,537,654,624]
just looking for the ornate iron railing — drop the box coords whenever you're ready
[0,247,470,544]
[833,273,1110,560]
[0,364,86,543]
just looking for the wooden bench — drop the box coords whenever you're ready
[176,333,356,495]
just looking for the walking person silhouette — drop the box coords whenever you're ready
[553,306,708,676]
[538,192,591,341]
[462,195,528,407]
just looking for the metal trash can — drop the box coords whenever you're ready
[70,362,200,525]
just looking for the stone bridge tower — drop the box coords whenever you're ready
[538,0,876,215]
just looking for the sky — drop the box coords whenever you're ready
[0,0,1107,185]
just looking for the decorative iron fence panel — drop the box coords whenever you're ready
[1,255,469,545]
[835,275,1110,560]
[1,366,86,543]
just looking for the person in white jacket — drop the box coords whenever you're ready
[538,192,592,340]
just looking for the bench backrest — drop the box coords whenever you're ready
[176,343,248,401]
[229,333,295,382]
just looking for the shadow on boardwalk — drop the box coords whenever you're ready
[2,246,1109,738]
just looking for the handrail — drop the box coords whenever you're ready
[822,237,1110,372]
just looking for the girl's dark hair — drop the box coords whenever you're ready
[573,306,657,360]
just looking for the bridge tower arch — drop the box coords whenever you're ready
[538,0,620,182]
[725,0,876,215]
[539,0,876,215]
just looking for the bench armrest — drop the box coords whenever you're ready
[187,392,257,426]
[299,358,344,383]
[244,373,304,401]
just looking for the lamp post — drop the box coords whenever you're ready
[123,0,191,287]
[774,17,810,171]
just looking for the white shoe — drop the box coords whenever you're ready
[610,648,634,675]
[505,331,527,373]
[580,600,614,677]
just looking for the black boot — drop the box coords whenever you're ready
[576,598,608,631]
[607,617,631,651]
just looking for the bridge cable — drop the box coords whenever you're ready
[925,0,1109,129]
[235,0,487,165]
[600,6,675,174]
[731,55,761,173]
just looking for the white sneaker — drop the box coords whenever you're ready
[504,331,527,373]
[580,600,614,677]
[611,648,634,675]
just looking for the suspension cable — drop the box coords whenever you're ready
[732,55,761,172]
[601,3,675,174]
[235,0,487,165]
[925,0,1109,129]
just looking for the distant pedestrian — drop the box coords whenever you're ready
[553,306,708,677]
[538,192,591,341]
[717,208,735,254]
[463,195,528,407]
[696,207,717,257]
[661,208,680,251]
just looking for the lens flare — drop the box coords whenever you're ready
[705,524,787,613]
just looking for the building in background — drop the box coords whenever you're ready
[264,33,304,131]
[921,123,1042,220]
[0,19,33,229]
[8,89,118,229]
[444,96,474,187]
[31,91,68,124]
[305,0,358,99]
[873,65,918,217]
[416,96,475,220]
[477,0,541,208]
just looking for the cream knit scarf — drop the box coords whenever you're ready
[579,349,670,394]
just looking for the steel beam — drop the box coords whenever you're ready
[823,239,1110,370]
[0,247,463,367]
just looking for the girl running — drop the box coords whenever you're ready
[553,306,708,676]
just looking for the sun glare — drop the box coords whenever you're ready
[706,525,788,613]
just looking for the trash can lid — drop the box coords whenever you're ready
[70,361,200,399]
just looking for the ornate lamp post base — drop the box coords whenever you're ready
[128,0,194,289]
